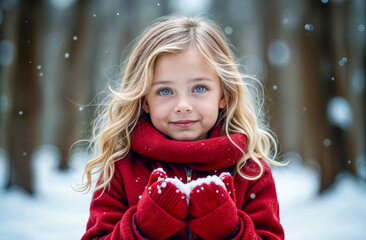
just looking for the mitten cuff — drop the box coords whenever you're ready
[136,195,186,240]
[189,198,239,239]
[133,215,150,239]
[121,206,148,240]
[227,219,241,239]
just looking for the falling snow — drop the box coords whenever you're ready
[327,97,353,129]
[224,26,233,35]
[338,57,348,67]
[323,138,332,147]
[0,147,365,239]
[304,24,314,31]
[357,24,365,32]
[268,40,291,67]
[0,40,15,67]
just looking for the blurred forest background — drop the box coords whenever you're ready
[0,0,364,196]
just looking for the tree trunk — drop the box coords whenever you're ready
[6,0,43,194]
[258,0,283,148]
[300,0,359,191]
[0,1,19,149]
[56,0,90,170]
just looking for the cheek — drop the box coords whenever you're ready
[197,103,219,119]
[149,102,172,119]
[151,102,169,111]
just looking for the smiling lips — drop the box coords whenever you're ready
[171,120,198,128]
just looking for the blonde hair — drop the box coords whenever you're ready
[80,15,281,193]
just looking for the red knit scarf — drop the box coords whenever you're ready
[131,119,247,171]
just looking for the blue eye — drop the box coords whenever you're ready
[158,88,172,96]
[193,86,207,93]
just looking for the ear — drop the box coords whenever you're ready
[143,100,150,113]
[219,95,226,109]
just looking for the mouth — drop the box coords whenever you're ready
[171,120,198,128]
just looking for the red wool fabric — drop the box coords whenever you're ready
[81,119,285,239]
[135,170,188,239]
[188,178,239,239]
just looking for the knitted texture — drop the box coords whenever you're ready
[188,175,239,239]
[132,119,247,171]
[135,170,188,240]
[82,120,285,239]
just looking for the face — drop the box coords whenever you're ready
[144,47,226,141]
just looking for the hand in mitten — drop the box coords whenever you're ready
[188,173,239,239]
[135,169,188,240]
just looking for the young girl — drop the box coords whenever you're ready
[81,15,284,240]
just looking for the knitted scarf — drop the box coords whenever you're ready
[131,119,248,171]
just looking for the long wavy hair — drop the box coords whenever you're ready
[80,15,282,193]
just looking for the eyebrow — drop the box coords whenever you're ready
[152,77,214,86]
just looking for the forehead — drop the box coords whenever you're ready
[153,47,217,80]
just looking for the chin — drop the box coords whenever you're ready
[170,133,204,141]
[172,136,197,141]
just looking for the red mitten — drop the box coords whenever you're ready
[188,174,239,239]
[135,169,188,240]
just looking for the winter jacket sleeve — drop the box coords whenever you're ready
[232,162,285,240]
[81,167,147,240]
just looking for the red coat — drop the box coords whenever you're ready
[82,119,284,239]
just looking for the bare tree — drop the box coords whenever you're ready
[56,0,91,170]
[300,0,359,191]
[5,0,43,194]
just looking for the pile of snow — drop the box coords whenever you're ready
[0,146,92,240]
[272,160,366,240]
[0,145,366,239]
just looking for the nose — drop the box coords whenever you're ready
[174,95,192,113]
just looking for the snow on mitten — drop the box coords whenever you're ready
[220,172,236,203]
[188,174,239,239]
[135,169,188,240]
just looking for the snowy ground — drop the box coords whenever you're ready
[0,145,365,240]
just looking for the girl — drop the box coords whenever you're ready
[81,15,284,240]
